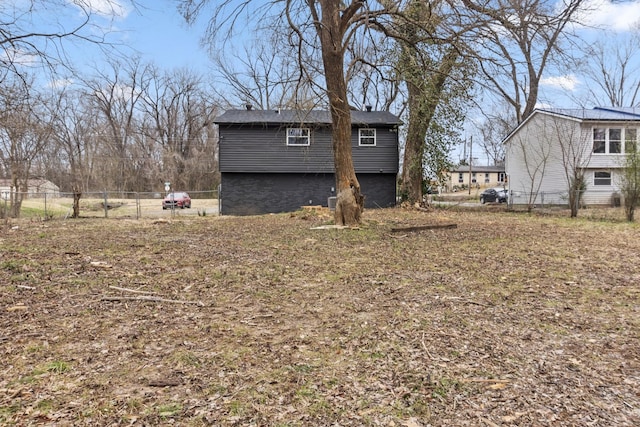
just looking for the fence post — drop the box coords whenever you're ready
[136,192,140,220]
[44,192,48,219]
[103,191,108,218]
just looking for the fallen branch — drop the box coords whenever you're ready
[101,295,204,306]
[391,224,457,232]
[109,285,157,295]
[462,378,511,383]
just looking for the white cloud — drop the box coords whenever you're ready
[68,0,131,19]
[48,79,75,90]
[541,74,580,91]
[578,0,640,31]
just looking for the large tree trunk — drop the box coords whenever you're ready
[399,46,459,206]
[72,182,82,218]
[317,0,364,226]
[400,79,429,205]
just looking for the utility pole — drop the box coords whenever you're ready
[468,136,473,195]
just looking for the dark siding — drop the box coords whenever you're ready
[351,128,399,173]
[358,173,398,208]
[221,173,396,215]
[219,124,335,173]
[219,124,399,174]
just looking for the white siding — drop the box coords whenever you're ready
[505,111,635,206]
[506,113,580,206]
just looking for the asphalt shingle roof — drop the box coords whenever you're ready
[215,109,402,126]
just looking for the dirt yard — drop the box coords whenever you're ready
[1,208,639,426]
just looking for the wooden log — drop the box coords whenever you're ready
[390,224,457,232]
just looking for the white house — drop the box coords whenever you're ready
[0,179,60,198]
[446,165,506,192]
[504,107,640,207]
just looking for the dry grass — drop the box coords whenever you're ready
[1,208,639,426]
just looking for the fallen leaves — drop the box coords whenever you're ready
[0,209,639,426]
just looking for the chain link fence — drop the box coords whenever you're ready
[508,189,622,210]
[0,190,220,221]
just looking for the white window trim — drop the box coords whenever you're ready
[594,170,612,186]
[359,128,376,146]
[592,127,638,154]
[286,127,310,146]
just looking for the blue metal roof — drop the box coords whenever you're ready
[540,107,640,121]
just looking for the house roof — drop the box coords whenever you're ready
[215,108,402,126]
[503,106,640,144]
[539,106,640,121]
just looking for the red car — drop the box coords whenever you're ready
[162,192,191,209]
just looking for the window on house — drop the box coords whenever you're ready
[593,127,633,154]
[594,171,612,186]
[471,172,477,183]
[458,173,463,183]
[359,128,376,146]
[498,172,506,183]
[484,173,490,183]
[593,128,606,153]
[286,128,310,146]
[626,128,638,153]
[609,128,622,153]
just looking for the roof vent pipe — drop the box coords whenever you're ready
[365,105,372,112]
[246,104,252,111]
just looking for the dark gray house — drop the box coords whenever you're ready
[215,107,401,215]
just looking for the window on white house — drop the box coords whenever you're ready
[610,128,622,153]
[593,128,606,153]
[359,128,376,146]
[458,173,463,183]
[626,128,638,153]
[484,173,490,183]
[594,171,612,186]
[286,128,310,146]
[592,127,639,154]
[471,172,477,183]
[498,172,506,183]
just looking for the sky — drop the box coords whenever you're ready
[117,1,212,73]
[20,0,640,100]
[10,0,214,80]
[10,0,640,166]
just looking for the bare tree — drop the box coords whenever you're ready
[211,37,313,110]
[0,0,134,83]
[618,140,640,221]
[551,114,592,218]
[395,1,474,205]
[142,67,220,192]
[505,116,552,212]
[580,30,640,107]
[84,58,151,193]
[477,106,516,166]
[0,78,53,217]
[48,89,99,217]
[460,0,586,123]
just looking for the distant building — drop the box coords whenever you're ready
[446,165,506,192]
[0,179,60,198]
